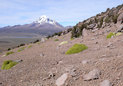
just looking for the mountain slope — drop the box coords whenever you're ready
[0,4,123,86]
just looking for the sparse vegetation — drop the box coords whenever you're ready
[59,41,68,45]
[6,51,14,56]
[112,14,119,24]
[66,44,88,54]
[98,17,104,28]
[71,38,74,40]
[115,32,122,36]
[7,48,11,51]
[18,47,25,52]
[28,45,32,48]
[71,24,87,38]
[107,32,115,39]
[54,39,59,41]
[105,16,111,23]
[1,60,18,70]
[33,39,40,43]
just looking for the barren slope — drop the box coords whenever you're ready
[0,23,123,86]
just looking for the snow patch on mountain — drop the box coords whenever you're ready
[35,15,57,25]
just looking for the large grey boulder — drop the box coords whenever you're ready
[83,69,101,81]
[117,13,123,23]
[82,28,89,37]
[55,73,68,86]
[87,24,96,29]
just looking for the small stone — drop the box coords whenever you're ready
[81,60,90,65]
[69,68,76,77]
[100,80,112,86]
[48,72,56,79]
[40,53,44,57]
[55,73,68,86]
[83,69,101,81]
[107,42,113,48]
[14,59,23,63]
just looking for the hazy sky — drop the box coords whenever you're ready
[0,0,122,27]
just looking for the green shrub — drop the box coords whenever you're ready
[33,39,40,43]
[71,38,74,40]
[95,18,98,23]
[107,32,115,38]
[112,15,119,24]
[7,48,11,51]
[54,39,59,41]
[59,41,68,45]
[115,32,122,36]
[18,47,25,52]
[105,16,111,23]
[66,44,88,54]
[98,17,104,28]
[6,51,14,56]
[1,60,18,70]
[28,45,32,48]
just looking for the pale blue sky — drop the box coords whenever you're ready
[0,0,122,27]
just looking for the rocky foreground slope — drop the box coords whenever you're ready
[0,4,123,86]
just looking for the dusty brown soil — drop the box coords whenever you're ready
[0,24,123,86]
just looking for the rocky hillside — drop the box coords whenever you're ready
[70,4,123,38]
[0,4,123,86]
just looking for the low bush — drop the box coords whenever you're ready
[106,32,115,38]
[112,15,119,24]
[6,51,14,56]
[54,39,59,41]
[1,60,18,70]
[66,44,88,54]
[59,41,68,45]
[33,39,40,43]
[18,47,25,52]
[28,45,32,48]
[115,32,122,36]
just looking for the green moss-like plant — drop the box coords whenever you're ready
[54,39,59,41]
[66,44,88,54]
[71,38,74,40]
[1,60,18,70]
[6,51,14,56]
[107,32,115,39]
[18,47,25,52]
[59,41,68,45]
[115,32,122,36]
[28,45,32,48]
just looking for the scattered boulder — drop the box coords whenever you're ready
[117,26,123,32]
[100,80,112,86]
[82,28,89,37]
[83,69,101,81]
[55,73,69,86]
[40,53,44,57]
[14,59,23,63]
[117,13,123,23]
[81,60,90,65]
[41,38,45,43]
[87,24,96,29]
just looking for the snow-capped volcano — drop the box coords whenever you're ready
[35,15,57,25]
[0,15,66,37]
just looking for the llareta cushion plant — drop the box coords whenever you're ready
[1,60,18,70]
[59,41,68,45]
[66,44,88,54]
[18,47,25,52]
[106,32,115,39]
[107,32,122,39]
[6,51,14,56]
